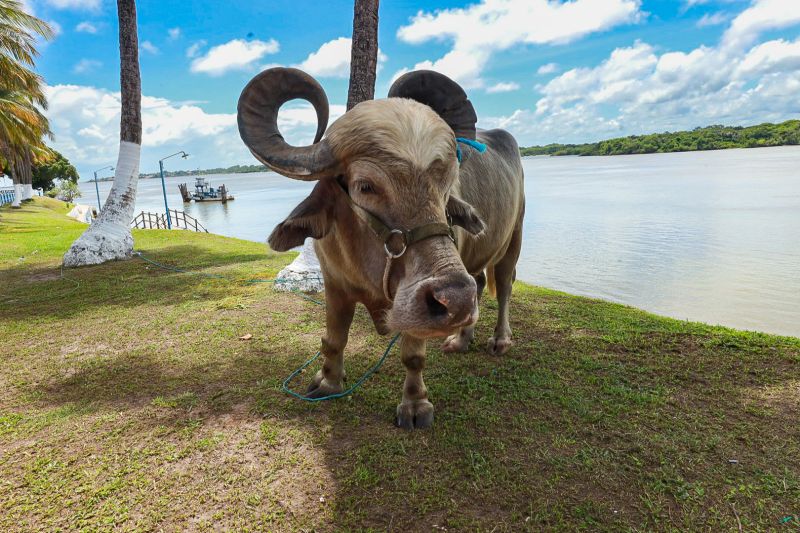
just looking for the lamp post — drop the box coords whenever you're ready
[92,165,114,211]
[158,151,189,229]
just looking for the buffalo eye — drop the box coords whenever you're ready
[354,180,376,195]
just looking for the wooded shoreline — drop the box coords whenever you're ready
[86,119,800,182]
[520,119,800,157]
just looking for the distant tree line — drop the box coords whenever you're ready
[90,120,800,184]
[135,164,267,180]
[88,164,268,181]
[520,120,800,157]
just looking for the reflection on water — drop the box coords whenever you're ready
[81,146,800,337]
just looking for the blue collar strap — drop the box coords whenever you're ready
[456,137,487,163]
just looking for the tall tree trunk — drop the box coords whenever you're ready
[63,0,142,267]
[277,0,380,293]
[7,152,30,207]
[10,167,22,208]
[346,0,379,111]
[21,150,33,200]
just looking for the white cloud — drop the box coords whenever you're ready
[48,20,62,36]
[275,104,347,133]
[396,0,641,88]
[44,84,346,177]
[482,0,800,145]
[296,37,387,78]
[684,0,715,8]
[296,37,352,78]
[683,0,745,11]
[190,38,279,76]
[167,27,181,41]
[20,0,35,15]
[141,40,159,55]
[186,40,206,58]
[72,58,101,74]
[722,0,800,48]
[486,81,520,93]
[537,62,559,74]
[735,38,800,78]
[697,12,729,27]
[75,21,98,34]
[45,0,101,10]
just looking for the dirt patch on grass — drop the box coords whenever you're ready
[25,269,62,283]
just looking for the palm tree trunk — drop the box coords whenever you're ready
[21,150,33,200]
[346,0,379,111]
[63,0,142,267]
[11,175,22,208]
[8,152,26,207]
[277,0,380,293]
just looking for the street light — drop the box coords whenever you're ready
[158,151,189,229]
[92,165,114,211]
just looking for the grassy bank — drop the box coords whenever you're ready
[1,198,799,531]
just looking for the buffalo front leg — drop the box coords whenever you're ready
[395,335,434,429]
[441,271,486,353]
[306,290,355,399]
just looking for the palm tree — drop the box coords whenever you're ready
[63,0,142,266]
[346,0,379,111]
[0,0,54,206]
[276,0,380,291]
[0,90,52,205]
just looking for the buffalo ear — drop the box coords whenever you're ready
[268,181,336,251]
[446,195,485,235]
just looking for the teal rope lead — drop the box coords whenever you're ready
[281,332,401,402]
[132,250,395,400]
[456,137,487,163]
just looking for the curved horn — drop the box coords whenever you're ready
[238,67,339,180]
[388,70,478,140]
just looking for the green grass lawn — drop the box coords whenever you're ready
[1,198,799,531]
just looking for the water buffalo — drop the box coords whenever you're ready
[238,68,525,429]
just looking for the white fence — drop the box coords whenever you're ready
[0,187,15,206]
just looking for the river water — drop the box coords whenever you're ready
[80,146,800,337]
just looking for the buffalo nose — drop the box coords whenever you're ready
[422,276,477,326]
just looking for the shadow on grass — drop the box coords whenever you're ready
[22,282,800,530]
[0,244,288,320]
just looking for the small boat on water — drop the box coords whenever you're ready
[179,177,234,203]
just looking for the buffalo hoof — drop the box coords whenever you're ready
[395,399,434,430]
[486,336,513,356]
[441,330,472,353]
[305,370,344,399]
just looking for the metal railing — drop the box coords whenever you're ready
[131,209,208,232]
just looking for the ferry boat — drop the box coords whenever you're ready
[179,177,234,203]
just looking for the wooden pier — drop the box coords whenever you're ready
[131,209,208,232]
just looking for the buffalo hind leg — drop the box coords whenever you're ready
[487,223,522,356]
[441,271,486,353]
[306,288,355,399]
[396,335,434,429]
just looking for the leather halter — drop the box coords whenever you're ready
[341,187,456,301]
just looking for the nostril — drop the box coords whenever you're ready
[425,288,449,317]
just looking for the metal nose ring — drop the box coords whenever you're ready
[384,229,407,258]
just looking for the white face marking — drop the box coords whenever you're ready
[327,98,456,172]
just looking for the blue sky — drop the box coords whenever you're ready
[20,0,800,178]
